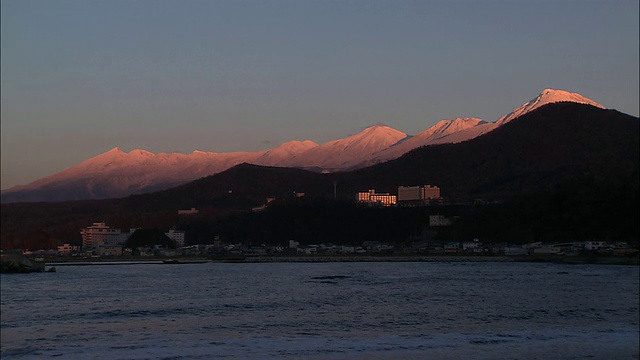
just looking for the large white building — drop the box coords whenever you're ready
[81,222,133,253]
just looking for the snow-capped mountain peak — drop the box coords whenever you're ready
[128,149,155,158]
[496,88,604,125]
[108,146,124,153]
[253,140,319,166]
[314,125,407,154]
[288,125,407,169]
[360,117,493,167]
[343,125,408,149]
[273,140,319,152]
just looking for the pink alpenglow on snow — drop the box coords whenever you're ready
[253,140,319,167]
[496,88,605,126]
[1,88,607,202]
[288,125,408,170]
[364,118,497,167]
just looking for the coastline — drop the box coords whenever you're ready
[237,254,639,265]
[42,254,640,266]
[239,255,515,263]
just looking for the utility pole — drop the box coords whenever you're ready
[333,181,337,199]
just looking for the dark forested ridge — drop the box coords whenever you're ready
[1,103,638,250]
[344,102,639,202]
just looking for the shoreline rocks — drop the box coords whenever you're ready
[0,254,46,273]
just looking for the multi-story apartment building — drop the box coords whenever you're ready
[398,185,441,203]
[422,185,441,200]
[398,186,422,201]
[165,229,186,248]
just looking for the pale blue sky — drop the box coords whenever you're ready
[2,0,638,189]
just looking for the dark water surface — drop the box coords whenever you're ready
[1,261,638,359]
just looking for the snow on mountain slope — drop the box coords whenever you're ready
[428,122,497,145]
[360,118,494,167]
[4,147,266,197]
[404,117,487,146]
[356,89,603,168]
[496,88,604,125]
[0,129,388,200]
[253,140,319,166]
[1,88,607,202]
[289,125,407,170]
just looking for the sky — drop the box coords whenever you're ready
[1,0,638,190]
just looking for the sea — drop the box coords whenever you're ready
[1,261,638,359]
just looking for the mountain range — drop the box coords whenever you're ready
[1,99,637,250]
[0,89,606,203]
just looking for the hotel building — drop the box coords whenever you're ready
[357,189,397,206]
[165,228,186,248]
[81,222,134,253]
[398,185,441,204]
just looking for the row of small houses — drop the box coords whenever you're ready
[269,239,637,256]
[148,240,638,257]
[501,241,637,256]
[413,240,636,256]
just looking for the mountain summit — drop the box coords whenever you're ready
[496,88,604,125]
[253,140,319,166]
[289,125,408,170]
